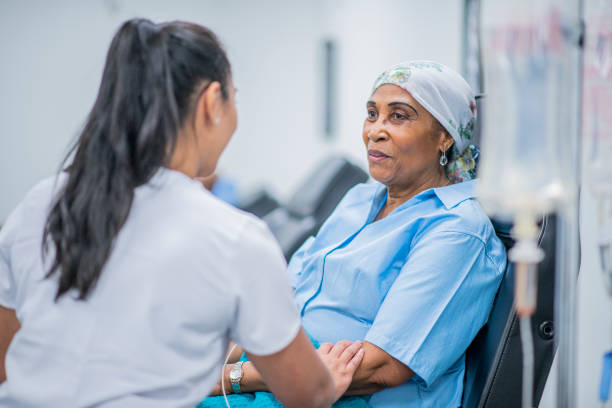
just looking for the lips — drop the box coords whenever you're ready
[368,149,390,162]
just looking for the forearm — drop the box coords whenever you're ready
[344,358,387,395]
[344,341,414,395]
[0,306,20,383]
[225,343,244,364]
[209,361,268,396]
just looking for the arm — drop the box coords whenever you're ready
[0,306,19,383]
[211,332,364,405]
[224,342,243,364]
[345,341,414,395]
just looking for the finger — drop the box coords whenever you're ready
[318,342,333,354]
[339,340,362,363]
[347,348,365,372]
[330,340,352,357]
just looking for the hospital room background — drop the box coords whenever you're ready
[0,0,610,407]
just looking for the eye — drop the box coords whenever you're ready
[367,109,378,121]
[392,112,407,120]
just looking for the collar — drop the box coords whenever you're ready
[149,167,206,191]
[432,179,478,209]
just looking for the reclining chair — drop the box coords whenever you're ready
[261,156,368,260]
[462,216,558,407]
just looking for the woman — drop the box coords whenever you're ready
[206,61,507,407]
[0,19,364,407]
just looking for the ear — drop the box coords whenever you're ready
[436,127,454,152]
[194,81,224,128]
[442,133,454,152]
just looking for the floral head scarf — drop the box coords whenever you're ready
[371,60,479,183]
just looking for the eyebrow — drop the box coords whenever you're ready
[366,100,418,116]
[388,102,418,116]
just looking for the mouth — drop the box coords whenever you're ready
[368,149,390,162]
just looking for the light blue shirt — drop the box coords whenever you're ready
[288,180,506,408]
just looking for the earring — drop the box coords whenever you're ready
[214,118,220,125]
[439,150,448,166]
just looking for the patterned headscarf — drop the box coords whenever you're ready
[371,60,479,183]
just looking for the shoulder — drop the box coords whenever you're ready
[21,173,66,211]
[1,173,65,234]
[138,172,280,261]
[418,197,506,272]
[443,198,495,241]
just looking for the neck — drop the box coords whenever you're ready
[379,168,449,220]
[168,129,200,179]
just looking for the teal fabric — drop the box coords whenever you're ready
[199,335,371,408]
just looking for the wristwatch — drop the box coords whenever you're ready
[229,361,244,394]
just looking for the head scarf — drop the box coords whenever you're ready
[371,60,479,183]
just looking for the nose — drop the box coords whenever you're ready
[367,130,389,143]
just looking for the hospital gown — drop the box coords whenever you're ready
[289,180,506,408]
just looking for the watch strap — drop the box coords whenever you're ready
[230,361,244,394]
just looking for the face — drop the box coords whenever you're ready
[363,84,451,189]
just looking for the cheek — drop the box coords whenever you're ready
[362,122,371,145]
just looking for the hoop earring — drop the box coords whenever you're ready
[439,150,448,166]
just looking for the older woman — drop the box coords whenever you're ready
[206,61,506,408]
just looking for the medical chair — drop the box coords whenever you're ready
[263,156,368,259]
[462,216,558,408]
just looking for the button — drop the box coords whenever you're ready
[538,320,554,340]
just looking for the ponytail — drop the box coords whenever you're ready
[43,19,231,300]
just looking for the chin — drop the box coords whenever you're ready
[368,169,391,186]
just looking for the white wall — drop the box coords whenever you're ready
[0,0,462,217]
[0,1,608,407]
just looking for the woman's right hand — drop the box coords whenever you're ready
[317,340,365,402]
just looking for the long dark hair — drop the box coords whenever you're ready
[43,18,231,300]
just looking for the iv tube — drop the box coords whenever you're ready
[510,215,545,408]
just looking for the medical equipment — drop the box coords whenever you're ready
[221,343,239,408]
[583,0,612,404]
[262,156,367,259]
[479,0,583,406]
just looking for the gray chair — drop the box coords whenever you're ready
[462,216,557,407]
[263,156,368,259]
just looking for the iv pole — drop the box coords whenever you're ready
[555,0,584,407]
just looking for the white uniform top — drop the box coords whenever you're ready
[0,168,301,408]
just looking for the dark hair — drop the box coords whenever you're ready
[43,18,231,300]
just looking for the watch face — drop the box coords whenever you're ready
[229,368,241,381]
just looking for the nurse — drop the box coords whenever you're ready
[0,19,363,407]
[213,61,507,407]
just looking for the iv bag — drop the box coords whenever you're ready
[584,0,612,196]
[478,0,580,220]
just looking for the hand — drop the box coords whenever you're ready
[208,364,230,396]
[317,340,364,402]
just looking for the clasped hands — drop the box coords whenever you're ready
[210,340,364,400]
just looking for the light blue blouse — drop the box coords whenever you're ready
[288,180,506,408]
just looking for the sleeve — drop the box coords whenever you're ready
[0,202,25,310]
[287,236,315,289]
[364,230,503,387]
[228,218,302,356]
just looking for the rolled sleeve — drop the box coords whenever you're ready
[364,230,503,387]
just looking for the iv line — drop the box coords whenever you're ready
[221,343,239,408]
